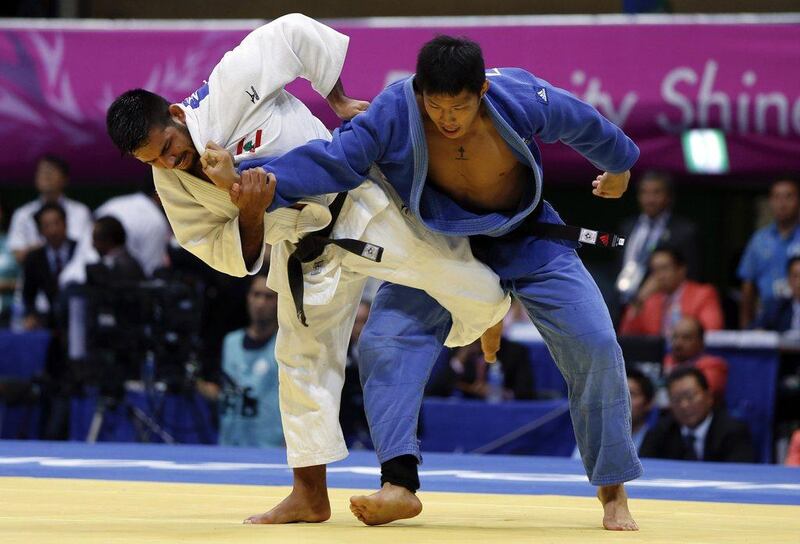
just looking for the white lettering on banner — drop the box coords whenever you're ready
[698,60,731,131]
[657,67,697,132]
[2,456,799,493]
[657,60,800,136]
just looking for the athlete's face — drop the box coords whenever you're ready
[422,80,489,140]
[133,105,198,171]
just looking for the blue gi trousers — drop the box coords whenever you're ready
[358,242,643,486]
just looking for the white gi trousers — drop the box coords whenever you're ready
[268,175,510,467]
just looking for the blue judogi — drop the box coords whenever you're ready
[248,68,643,485]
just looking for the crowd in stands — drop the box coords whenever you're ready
[0,155,798,466]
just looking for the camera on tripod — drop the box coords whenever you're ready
[68,276,203,397]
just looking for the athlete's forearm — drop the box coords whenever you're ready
[239,211,265,270]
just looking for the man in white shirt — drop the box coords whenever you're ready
[59,189,170,286]
[106,14,508,525]
[7,155,92,264]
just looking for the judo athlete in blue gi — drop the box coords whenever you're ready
[246,36,643,530]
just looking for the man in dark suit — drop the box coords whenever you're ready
[86,215,145,285]
[616,171,700,306]
[640,367,755,462]
[21,202,76,329]
[754,255,800,332]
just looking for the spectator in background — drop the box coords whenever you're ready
[753,255,800,333]
[215,272,283,448]
[619,247,723,337]
[664,317,728,404]
[340,299,371,448]
[616,171,699,305]
[640,367,755,462]
[21,203,76,329]
[85,216,145,285]
[738,178,800,328]
[425,336,535,401]
[60,187,170,286]
[6,155,91,265]
[0,198,19,325]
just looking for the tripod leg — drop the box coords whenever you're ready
[128,402,176,444]
[86,398,106,443]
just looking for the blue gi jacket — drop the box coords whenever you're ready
[248,67,638,232]
[245,68,639,276]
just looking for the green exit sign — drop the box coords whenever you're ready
[682,129,729,174]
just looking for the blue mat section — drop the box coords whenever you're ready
[0,441,798,506]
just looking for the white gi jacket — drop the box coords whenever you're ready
[153,14,510,467]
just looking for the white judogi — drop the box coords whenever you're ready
[154,14,510,467]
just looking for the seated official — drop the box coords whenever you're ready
[619,246,723,337]
[640,367,755,462]
[754,255,800,333]
[664,316,728,404]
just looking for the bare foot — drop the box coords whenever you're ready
[245,465,331,524]
[597,484,639,531]
[349,482,422,526]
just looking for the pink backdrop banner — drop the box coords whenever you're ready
[1,21,799,185]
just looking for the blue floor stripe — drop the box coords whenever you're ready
[1,441,798,506]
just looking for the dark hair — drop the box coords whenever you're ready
[639,170,674,197]
[770,176,800,195]
[106,89,172,155]
[415,35,486,96]
[38,154,70,178]
[33,202,67,230]
[650,245,686,267]
[666,366,709,392]
[626,366,655,403]
[788,254,800,273]
[36,153,69,178]
[94,215,127,247]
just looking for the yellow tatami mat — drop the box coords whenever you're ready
[0,477,798,544]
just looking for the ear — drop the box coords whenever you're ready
[168,104,186,124]
[480,79,490,98]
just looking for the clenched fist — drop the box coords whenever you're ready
[201,141,239,191]
[592,170,630,199]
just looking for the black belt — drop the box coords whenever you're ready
[529,223,626,249]
[288,192,384,326]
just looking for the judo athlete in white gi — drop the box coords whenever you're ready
[106,14,509,524]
